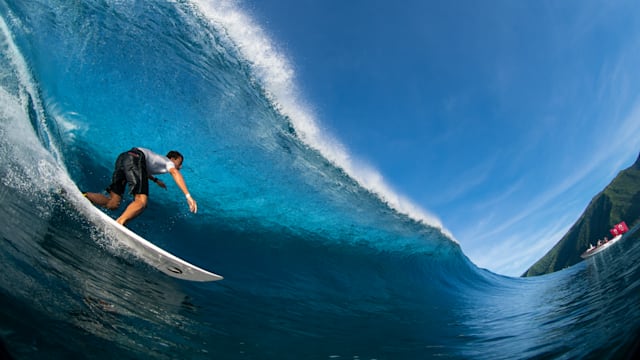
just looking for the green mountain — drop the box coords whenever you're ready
[522,152,640,277]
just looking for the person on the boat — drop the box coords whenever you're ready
[84,148,198,225]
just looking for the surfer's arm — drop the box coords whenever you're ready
[149,175,167,189]
[169,167,197,213]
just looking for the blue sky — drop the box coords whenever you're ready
[212,0,640,276]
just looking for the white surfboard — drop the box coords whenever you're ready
[87,200,223,282]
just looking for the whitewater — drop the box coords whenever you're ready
[0,1,638,359]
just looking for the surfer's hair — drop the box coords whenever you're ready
[166,150,183,160]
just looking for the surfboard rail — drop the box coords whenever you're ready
[86,199,223,282]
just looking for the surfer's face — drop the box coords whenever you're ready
[171,157,184,170]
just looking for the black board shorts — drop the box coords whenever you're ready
[106,148,149,196]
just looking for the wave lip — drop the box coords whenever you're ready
[190,0,451,239]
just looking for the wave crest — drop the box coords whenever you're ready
[191,0,451,238]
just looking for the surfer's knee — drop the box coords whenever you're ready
[105,197,121,210]
[103,192,122,210]
[134,194,148,208]
[105,201,119,210]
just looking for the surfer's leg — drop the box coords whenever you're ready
[84,192,107,206]
[85,191,122,210]
[116,194,148,225]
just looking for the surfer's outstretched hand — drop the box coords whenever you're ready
[187,196,198,213]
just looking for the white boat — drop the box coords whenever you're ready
[580,221,629,259]
[580,234,623,259]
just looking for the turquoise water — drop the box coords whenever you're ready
[1,1,639,358]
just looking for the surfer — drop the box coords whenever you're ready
[84,148,198,225]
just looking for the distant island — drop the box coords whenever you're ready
[523,152,640,277]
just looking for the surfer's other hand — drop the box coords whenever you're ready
[157,179,167,189]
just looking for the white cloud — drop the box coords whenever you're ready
[464,94,640,276]
[469,211,576,276]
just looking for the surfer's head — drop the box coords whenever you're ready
[167,150,184,170]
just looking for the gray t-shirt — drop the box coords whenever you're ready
[136,147,175,175]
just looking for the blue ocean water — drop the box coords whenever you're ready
[1,1,639,359]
